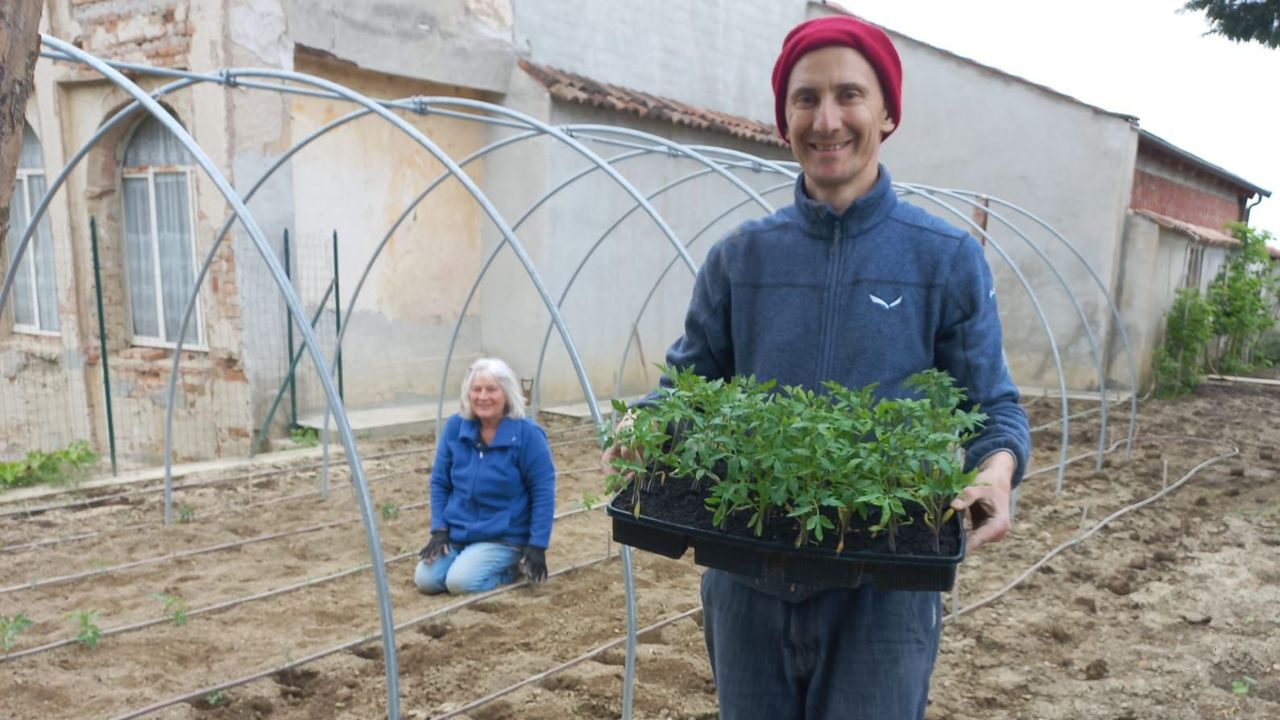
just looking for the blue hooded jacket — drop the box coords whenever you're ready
[663,167,1030,485]
[429,415,557,549]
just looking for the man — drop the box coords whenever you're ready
[605,14,1030,719]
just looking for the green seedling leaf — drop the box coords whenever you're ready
[152,593,188,626]
[69,609,102,650]
[1,612,35,654]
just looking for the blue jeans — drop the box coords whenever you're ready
[700,569,943,720]
[414,542,522,595]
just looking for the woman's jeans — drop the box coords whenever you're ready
[414,542,522,595]
[701,569,943,720]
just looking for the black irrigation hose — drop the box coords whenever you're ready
[432,606,704,720]
[2,503,603,662]
[106,552,618,720]
[0,419,599,517]
[1,454,603,556]
[1,469,412,555]
[947,435,1239,622]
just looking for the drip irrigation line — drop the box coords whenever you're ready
[947,437,1238,622]
[0,420,596,516]
[1023,439,1126,481]
[1,460,602,581]
[431,606,703,720]
[0,520,344,595]
[3,502,604,662]
[105,552,617,720]
[0,468,413,555]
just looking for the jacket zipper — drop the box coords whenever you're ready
[819,222,843,380]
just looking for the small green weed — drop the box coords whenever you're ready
[1232,676,1257,697]
[206,689,225,706]
[380,501,400,520]
[580,492,600,511]
[177,504,196,524]
[152,593,188,626]
[69,609,102,649]
[1,612,35,654]
[290,427,320,448]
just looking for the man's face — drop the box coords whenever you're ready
[785,45,896,210]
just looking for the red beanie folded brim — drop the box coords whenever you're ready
[771,16,903,142]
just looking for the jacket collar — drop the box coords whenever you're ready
[793,164,896,238]
[457,416,519,448]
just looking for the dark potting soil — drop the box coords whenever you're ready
[611,471,961,558]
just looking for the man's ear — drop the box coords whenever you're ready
[880,111,897,137]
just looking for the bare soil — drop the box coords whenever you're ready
[1,376,1277,720]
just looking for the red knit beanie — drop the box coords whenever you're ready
[771,15,903,142]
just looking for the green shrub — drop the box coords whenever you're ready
[0,441,98,490]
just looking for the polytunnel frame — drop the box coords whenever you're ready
[7,41,1139,720]
[610,179,798,406]
[428,119,784,430]
[23,37,405,718]
[894,185,1072,492]
[948,190,1139,458]
[526,156,782,412]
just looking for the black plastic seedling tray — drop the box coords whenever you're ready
[607,495,966,592]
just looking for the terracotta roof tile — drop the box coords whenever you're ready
[519,59,785,148]
[1134,208,1280,258]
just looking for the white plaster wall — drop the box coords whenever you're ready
[512,0,806,126]
[285,57,489,415]
[880,32,1139,393]
[287,0,516,93]
[476,70,793,407]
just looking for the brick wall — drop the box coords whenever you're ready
[70,0,192,67]
[1130,169,1240,231]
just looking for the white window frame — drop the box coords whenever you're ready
[10,167,61,336]
[120,163,206,351]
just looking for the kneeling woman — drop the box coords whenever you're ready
[416,358,556,594]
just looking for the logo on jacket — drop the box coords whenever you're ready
[869,293,902,309]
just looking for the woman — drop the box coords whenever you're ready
[415,357,556,594]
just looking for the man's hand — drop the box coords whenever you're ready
[419,530,451,564]
[520,546,548,583]
[950,451,1015,552]
[600,411,642,471]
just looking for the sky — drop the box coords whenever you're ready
[849,0,1280,244]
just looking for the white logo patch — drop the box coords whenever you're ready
[989,287,996,299]
[869,293,902,309]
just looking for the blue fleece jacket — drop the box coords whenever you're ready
[429,415,557,549]
[663,167,1030,485]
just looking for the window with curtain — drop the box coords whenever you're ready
[121,114,201,347]
[9,122,60,333]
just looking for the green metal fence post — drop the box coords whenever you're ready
[89,217,118,475]
[283,228,297,430]
[332,229,344,402]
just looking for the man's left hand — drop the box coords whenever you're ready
[950,451,1015,552]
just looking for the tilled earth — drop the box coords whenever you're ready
[0,377,1277,720]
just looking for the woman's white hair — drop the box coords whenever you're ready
[459,357,527,420]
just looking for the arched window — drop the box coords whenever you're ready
[121,113,200,346]
[9,122,59,333]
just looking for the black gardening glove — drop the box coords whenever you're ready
[520,546,548,584]
[419,530,451,563]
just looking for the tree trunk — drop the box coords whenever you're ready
[0,0,45,254]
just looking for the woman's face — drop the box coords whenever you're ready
[468,372,507,424]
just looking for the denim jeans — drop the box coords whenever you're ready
[700,569,943,720]
[414,542,522,595]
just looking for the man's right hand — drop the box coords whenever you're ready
[600,411,642,471]
[419,530,451,564]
